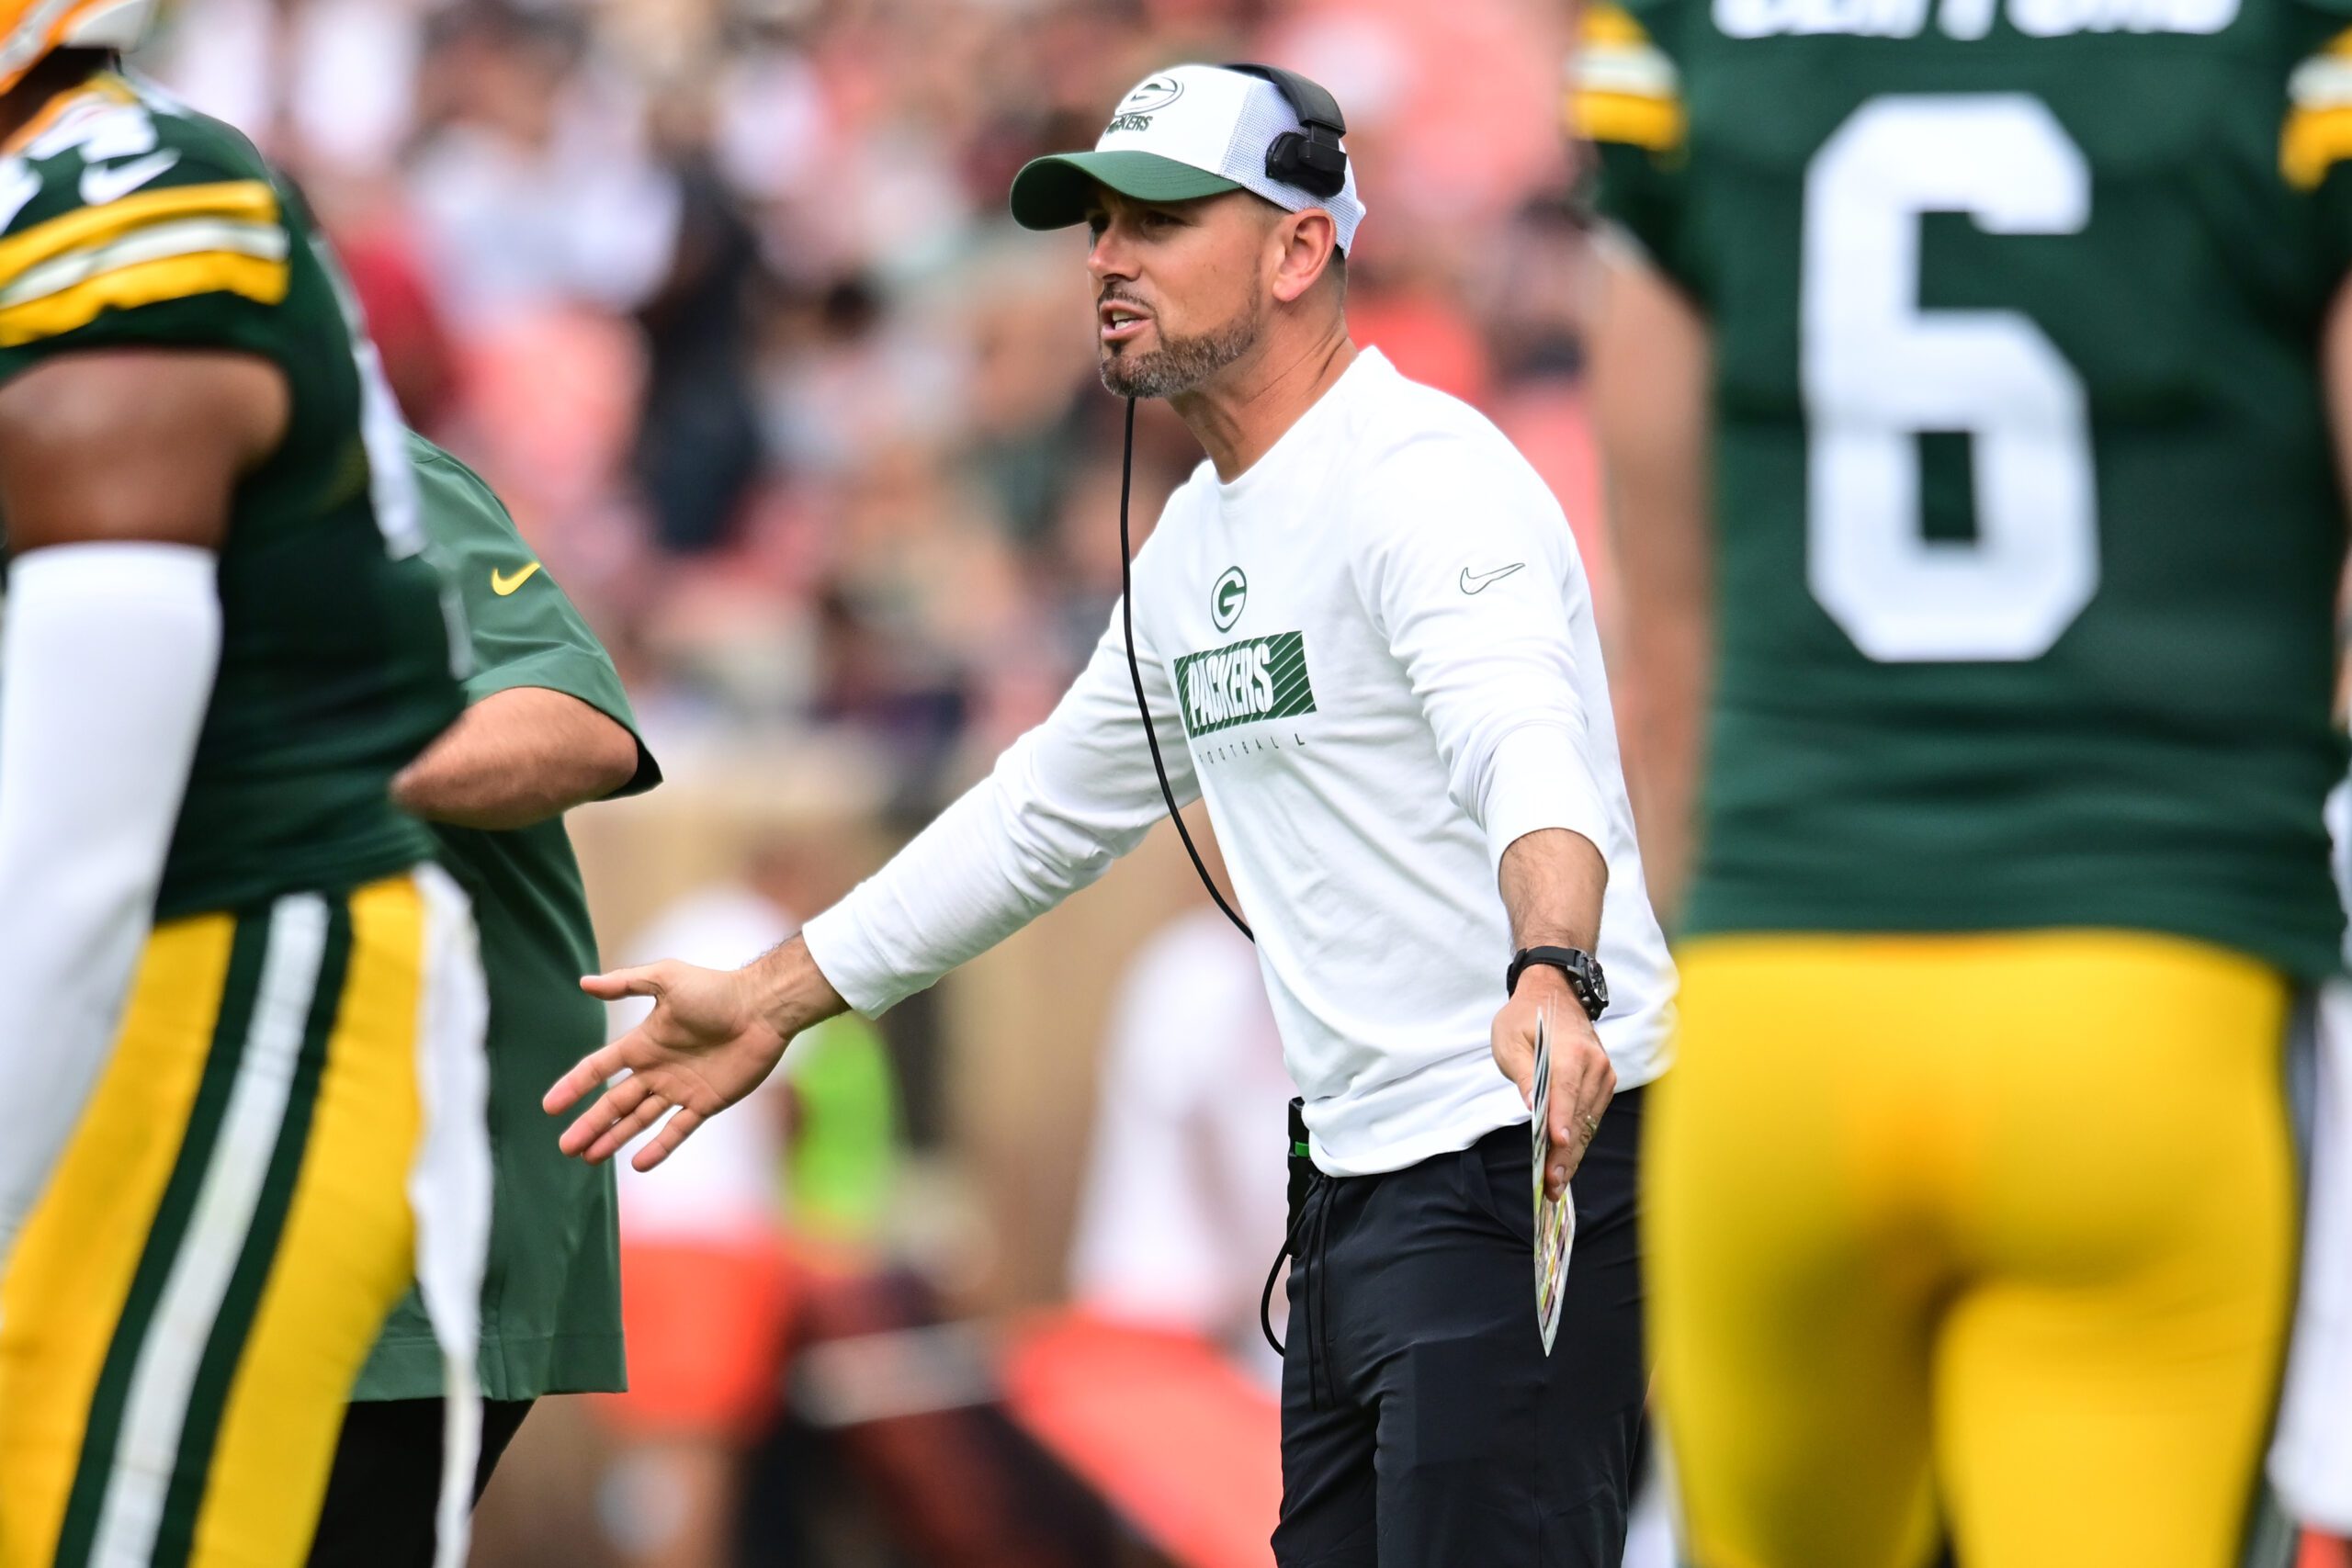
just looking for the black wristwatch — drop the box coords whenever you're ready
[1506,945,1609,1021]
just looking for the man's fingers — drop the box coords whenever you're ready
[1493,1036,1536,1107]
[544,1039,631,1116]
[582,1090,671,1167]
[1544,1064,1578,1192]
[633,1107,705,1173]
[559,1069,651,1156]
[1547,1098,1580,1194]
[1544,1045,1613,1195]
[578,964,664,1002]
[1575,1055,1618,1138]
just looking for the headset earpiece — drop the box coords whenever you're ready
[1222,62,1349,200]
[1266,130,1347,199]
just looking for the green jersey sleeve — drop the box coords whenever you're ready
[0,80,302,385]
[409,434,661,800]
[2287,0,2352,274]
[1573,0,1697,295]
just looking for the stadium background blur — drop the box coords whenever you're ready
[130,1,1619,1562]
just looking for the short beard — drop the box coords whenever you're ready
[1098,298,1262,399]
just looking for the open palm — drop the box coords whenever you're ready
[543,959,790,1170]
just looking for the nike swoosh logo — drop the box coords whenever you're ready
[1459,563,1526,594]
[79,149,180,207]
[491,563,542,596]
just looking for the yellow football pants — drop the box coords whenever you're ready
[1650,931,2298,1568]
[0,874,438,1568]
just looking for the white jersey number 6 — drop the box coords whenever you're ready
[1803,95,2097,663]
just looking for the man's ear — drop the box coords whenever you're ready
[1269,209,1340,305]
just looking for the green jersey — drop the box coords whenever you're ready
[356,436,659,1402]
[1580,0,2352,977]
[0,70,461,919]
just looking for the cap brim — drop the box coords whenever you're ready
[1008,151,1243,230]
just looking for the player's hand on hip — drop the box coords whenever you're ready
[545,960,789,1171]
[1490,967,1615,1200]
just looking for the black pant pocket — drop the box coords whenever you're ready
[1453,1129,1535,1248]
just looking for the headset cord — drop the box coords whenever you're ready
[1119,395,1254,942]
[1258,1171,1336,1407]
[1125,397,1343,1393]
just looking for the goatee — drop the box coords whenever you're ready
[1099,301,1261,399]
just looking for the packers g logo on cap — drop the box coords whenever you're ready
[1108,73,1183,133]
[1212,566,1248,631]
[1121,75,1184,113]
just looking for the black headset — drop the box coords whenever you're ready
[1221,62,1349,199]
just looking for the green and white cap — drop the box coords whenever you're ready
[1009,63,1365,253]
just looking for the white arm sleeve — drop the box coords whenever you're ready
[0,543,221,1268]
[802,591,1198,1017]
[1349,436,1613,874]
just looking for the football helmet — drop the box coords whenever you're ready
[0,0,157,99]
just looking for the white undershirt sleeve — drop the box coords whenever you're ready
[1349,434,1613,875]
[802,582,1199,1016]
[0,542,221,1269]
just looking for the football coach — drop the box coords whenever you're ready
[546,62,1676,1565]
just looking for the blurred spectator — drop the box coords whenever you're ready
[599,876,798,1568]
[598,841,902,1568]
[334,215,463,432]
[404,2,679,331]
[1067,901,1291,1384]
[632,90,766,555]
[142,0,426,177]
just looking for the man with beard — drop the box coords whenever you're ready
[544,62,1676,1566]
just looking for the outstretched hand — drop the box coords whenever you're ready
[545,960,791,1171]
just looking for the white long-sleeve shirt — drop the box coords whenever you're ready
[805,349,1675,1176]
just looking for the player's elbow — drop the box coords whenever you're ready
[578,716,642,801]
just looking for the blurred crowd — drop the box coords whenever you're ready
[134,0,1607,807]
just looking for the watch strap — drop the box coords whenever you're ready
[1506,944,1608,1021]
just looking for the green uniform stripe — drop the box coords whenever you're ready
[148,896,352,1568]
[51,911,273,1568]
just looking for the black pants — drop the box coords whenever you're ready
[304,1397,535,1568]
[1273,1089,1647,1568]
